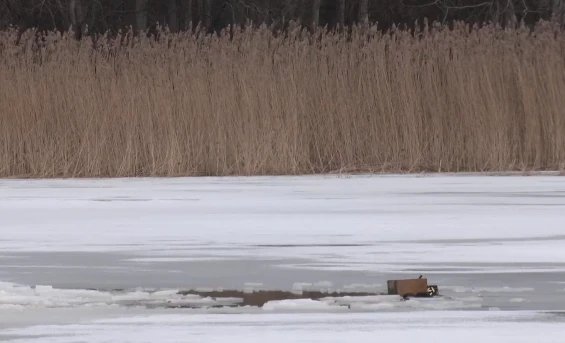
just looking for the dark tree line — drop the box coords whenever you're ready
[1,0,564,37]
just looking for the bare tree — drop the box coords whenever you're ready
[183,0,193,30]
[537,0,552,19]
[136,0,148,31]
[552,0,565,24]
[494,0,517,27]
[358,0,369,25]
[201,0,211,30]
[312,0,321,30]
[69,0,77,29]
[337,0,345,31]
[503,0,516,27]
[69,0,86,37]
[263,0,271,24]
[168,0,179,31]
[1,0,561,37]
[76,0,86,35]
[85,0,96,33]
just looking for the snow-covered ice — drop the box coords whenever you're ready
[1,174,565,340]
[0,280,484,311]
[1,174,565,306]
[2,174,565,263]
[2,310,565,343]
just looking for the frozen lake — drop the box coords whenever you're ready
[1,174,565,341]
[3,310,565,343]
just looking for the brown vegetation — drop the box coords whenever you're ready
[176,289,382,307]
[1,21,565,178]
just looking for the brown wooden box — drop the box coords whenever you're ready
[387,278,428,296]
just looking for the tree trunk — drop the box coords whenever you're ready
[135,0,148,31]
[168,0,178,32]
[263,0,270,24]
[496,0,516,27]
[503,0,517,27]
[358,0,369,25]
[75,0,86,36]
[537,0,552,20]
[183,0,193,30]
[201,0,211,30]
[552,0,565,25]
[69,0,77,30]
[337,0,345,31]
[68,0,86,37]
[311,0,321,30]
[86,0,96,34]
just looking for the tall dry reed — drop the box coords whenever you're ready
[1,22,564,178]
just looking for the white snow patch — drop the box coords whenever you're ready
[0,282,218,309]
[442,286,535,293]
[343,283,383,291]
[262,299,337,312]
[313,281,333,288]
[244,283,264,287]
[125,257,244,262]
[510,298,526,303]
[323,295,402,305]
[3,311,564,343]
[290,283,311,294]
[167,297,243,307]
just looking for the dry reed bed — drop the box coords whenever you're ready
[1,22,564,178]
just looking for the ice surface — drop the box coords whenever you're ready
[1,174,565,340]
[442,286,535,293]
[2,311,565,343]
[1,175,565,308]
[0,281,183,309]
[0,281,483,311]
[1,175,565,271]
[262,299,336,311]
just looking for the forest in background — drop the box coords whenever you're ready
[1,0,565,38]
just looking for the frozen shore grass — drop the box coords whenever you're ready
[1,22,565,178]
